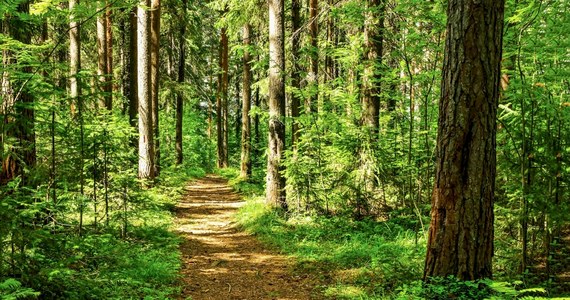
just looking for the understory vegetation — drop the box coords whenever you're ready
[216,168,567,299]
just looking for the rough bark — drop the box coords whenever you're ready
[175,0,187,165]
[0,1,36,184]
[221,27,229,168]
[96,1,109,109]
[291,0,301,147]
[150,0,160,175]
[266,0,287,210]
[128,8,138,131]
[105,1,113,109]
[358,0,384,214]
[137,0,155,180]
[240,23,252,178]
[423,0,505,280]
[216,32,223,168]
[308,0,318,113]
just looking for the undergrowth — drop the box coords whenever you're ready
[1,166,204,299]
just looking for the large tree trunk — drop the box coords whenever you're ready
[358,0,384,213]
[137,0,155,180]
[266,0,287,210]
[175,0,187,165]
[150,0,161,175]
[0,1,36,184]
[423,0,505,280]
[240,24,252,178]
[291,0,301,147]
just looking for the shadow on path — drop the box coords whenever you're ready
[175,175,321,300]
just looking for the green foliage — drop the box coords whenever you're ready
[0,279,40,300]
[234,178,426,299]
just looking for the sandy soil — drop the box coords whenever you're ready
[174,175,321,300]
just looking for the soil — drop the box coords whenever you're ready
[174,175,322,300]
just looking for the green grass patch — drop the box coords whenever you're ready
[231,178,427,299]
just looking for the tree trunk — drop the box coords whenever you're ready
[0,1,36,184]
[266,0,287,210]
[291,0,301,147]
[308,0,318,113]
[221,27,229,168]
[240,24,252,178]
[150,0,160,175]
[175,0,187,165]
[105,1,113,109]
[216,32,224,168]
[128,8,138,132]
[137,0,155,180]
[423,0,505,280]
[358,0,384,214]
[97,1,109,109]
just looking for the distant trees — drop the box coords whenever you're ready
[424,0,505,280]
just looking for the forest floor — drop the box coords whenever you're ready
[174,175,322,300]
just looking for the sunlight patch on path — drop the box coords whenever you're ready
[174,175,320,300]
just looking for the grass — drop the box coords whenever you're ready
[2,166,205,299]
[218,168,427,299]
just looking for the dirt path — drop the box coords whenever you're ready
[174,175,321,300]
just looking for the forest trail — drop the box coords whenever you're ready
[174,175,320,300]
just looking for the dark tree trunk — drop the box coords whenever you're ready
[216,32,224,168]
[105,1,113,109]
[175,0,187,165]
[0,1,36,184]
[308,0,318,113]
[423,0,505,281]
[358,0,384,214]
[266,0,287,210]
[128,8,138,132]
[150,0,161,175]
[291,0,302,147]
[240,24,252,178]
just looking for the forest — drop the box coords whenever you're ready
[0,0,569,299]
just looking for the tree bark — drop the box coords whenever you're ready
[175,0,187,165]
[216,31,223,168]
[128,8,138,131]
[358,0,384,214]
[240,24,252,178]
[291,0,301,147]
[308,0,318,113]
[97,1,110,109]
[423,0,505,280]
[221,27,229,168]
[105,1,113,109]
[150,0,161,175]
[137,0,155,180]
[0,1,36,184]
[266,0,287,210]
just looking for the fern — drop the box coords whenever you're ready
[0,279,40,300]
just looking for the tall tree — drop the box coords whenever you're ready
[97,1,111,110]
[358,0,384,210]
[150,0,161,175]
[175,0,187,165]
[128,8,138,131]
[423,0,505,280]
[137,0,155,180]
[0,1,36,184]
[240,23,252,178]
[221,26,229,168]
[308,0,318,112]
[291,0,302,147]
[266,0,287,210]
[105,1,113,109]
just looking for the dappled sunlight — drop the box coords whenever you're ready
[175,175,321,299]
